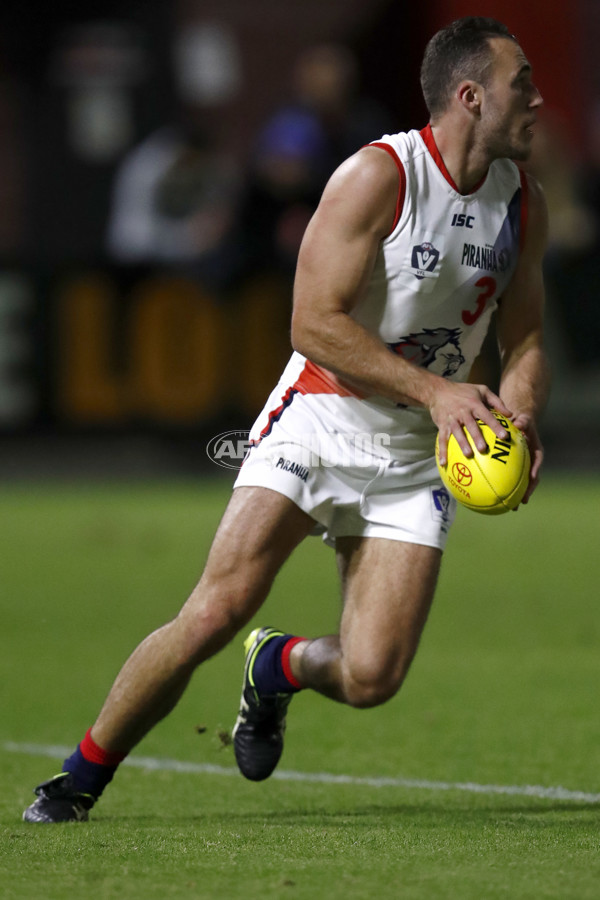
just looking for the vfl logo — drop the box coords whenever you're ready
[388,327,465,377]
[411,241,440,280]
[432,486,451,518]
[432,486,453,533]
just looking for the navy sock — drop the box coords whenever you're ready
[252,633,304,695]
[62,745,118,799]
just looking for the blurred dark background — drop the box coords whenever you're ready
[0,0,598,478]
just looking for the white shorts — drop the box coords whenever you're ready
[234,393,456,551]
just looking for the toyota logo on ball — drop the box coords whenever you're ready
[452,461,473,486]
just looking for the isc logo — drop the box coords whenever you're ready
[451,213,475,228]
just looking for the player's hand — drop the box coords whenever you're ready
[430,382,513,467]
[511,412,543,505]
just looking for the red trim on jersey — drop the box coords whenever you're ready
[518,168,529,252]
[251,361,361,447]
[247,361,361,453]
[368,142,406,234]
[420,124,487,195]
[293,359,362,398]
[257,385,299,442]
[281,637,305,689]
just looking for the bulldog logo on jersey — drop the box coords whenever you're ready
[388,327,465,377]
[410,241,440,280]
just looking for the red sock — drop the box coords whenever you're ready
[281,637,304,689]
[80,728,127,767]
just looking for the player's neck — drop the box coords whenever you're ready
[429,122,491,195]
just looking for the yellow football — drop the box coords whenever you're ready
[435,410,531,515]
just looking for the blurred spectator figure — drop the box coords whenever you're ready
[232,107,329,278]
[581,102,600,241]
[106,116,240,272]
[524,113,600,369]
[231,43,394,280]
[105,21,241,286]
[287,43,393,171]
[0,79,26,257]
[524,113,596,255]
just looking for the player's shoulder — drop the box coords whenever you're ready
[366,128,428,166]
[315,145,401,238]
[522,171,548,252]
[521,170,546,209]
[491,158,545,204]
[323,142,401,209]
[487,156,523,193]
[336,142,397,180]
[327,130,420,198]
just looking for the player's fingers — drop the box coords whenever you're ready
[482,389,512,420]
[511,412,529,431]
[452,416,480,457]
[436,428,450,466]
[529,445,544,482]
[476,402,510,442]
[512,413,543,479]
[520,464,540,505]
[515,423,542,507]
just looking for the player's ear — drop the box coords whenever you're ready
[456,80,482,115]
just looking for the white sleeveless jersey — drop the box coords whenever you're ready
[248,125,528,460]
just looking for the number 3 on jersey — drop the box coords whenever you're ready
[462,276,497,326]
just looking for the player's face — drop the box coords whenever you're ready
[480,38,543,161]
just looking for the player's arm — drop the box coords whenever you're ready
[291,147,510,457]
[291,146,426,405]
[496,173,551,502]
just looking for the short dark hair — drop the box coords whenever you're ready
[420,17,516,120]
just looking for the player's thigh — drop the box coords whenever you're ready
[337,536,442,687]
[183,485,316,627]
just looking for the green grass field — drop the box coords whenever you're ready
[1,474,599,898]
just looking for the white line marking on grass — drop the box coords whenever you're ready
[5,740,600,805]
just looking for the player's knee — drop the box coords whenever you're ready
[342,654,411,709]
[176,576,261,664]
[343,676,399,709]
